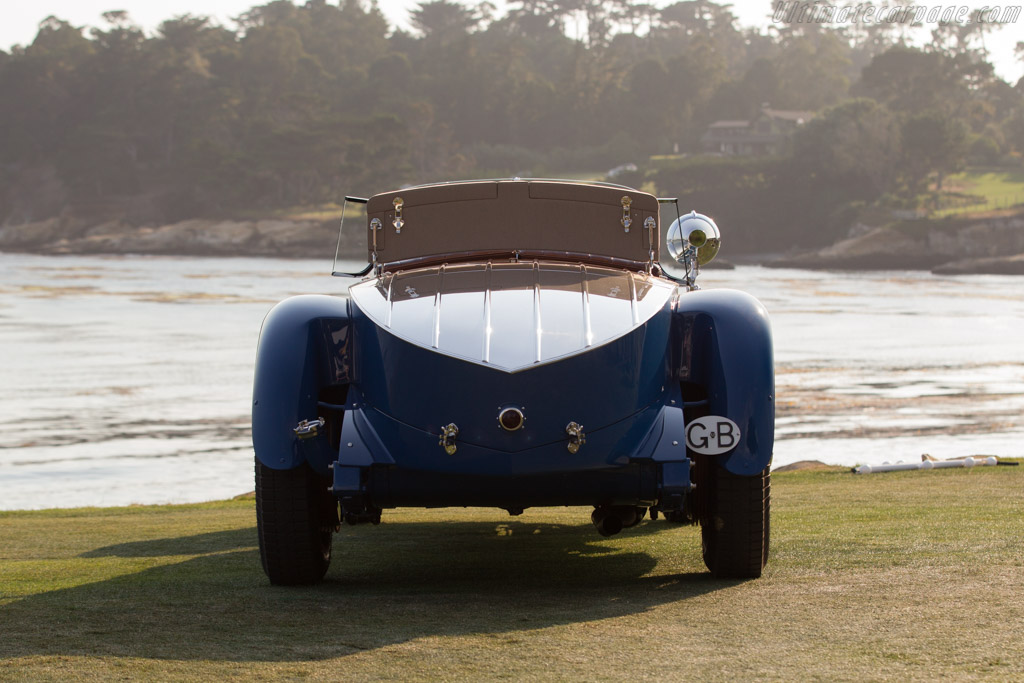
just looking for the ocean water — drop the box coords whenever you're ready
[1,253,1022,509]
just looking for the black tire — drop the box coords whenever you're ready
[700,466,770,579]
[255,457,337,585]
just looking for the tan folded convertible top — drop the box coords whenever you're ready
[364,179,660,271]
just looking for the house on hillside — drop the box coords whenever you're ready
[701,107,815,156]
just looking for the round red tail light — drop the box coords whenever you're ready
[498,407,524,432]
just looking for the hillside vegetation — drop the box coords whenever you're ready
[2,1,1024,253]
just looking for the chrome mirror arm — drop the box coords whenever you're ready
[682,245,700,291]
[332,263,374,278]
[656,198,699,291]
[332,196,374,278]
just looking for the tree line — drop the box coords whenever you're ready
[1,0,1022,247]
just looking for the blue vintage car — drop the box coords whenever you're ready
[252,179,773,584]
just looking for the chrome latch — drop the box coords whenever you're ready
[370,217,382,263]
[621,196,632,232]
[439,423,459,455]
[565,421,585,453]
[644,215,656,270]
[393,196,404,233]
[294,417,326,440]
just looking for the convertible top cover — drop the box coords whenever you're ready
[364,179,661,269]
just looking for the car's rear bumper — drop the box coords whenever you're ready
[363,463,660,509]
[326,392,694,512]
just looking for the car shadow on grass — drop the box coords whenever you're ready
[1,517,740,662]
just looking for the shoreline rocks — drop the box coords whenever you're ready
[0,216,366,260]
[764,213,1024,275]
[932,253,1024,275]
[4,211,1023,275]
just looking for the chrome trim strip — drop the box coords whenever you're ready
[382,250,649,275]
[483,261,493,364]
[432,264,445,348]
[628,273,639,325]
[533,260,542,363]
[384,273,394,328]
[581,263,593,347]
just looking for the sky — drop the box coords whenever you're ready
[1,0,1021,83]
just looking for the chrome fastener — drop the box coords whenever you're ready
[294,417,326,440]
[439,423,459,455]
[565,421,586,454]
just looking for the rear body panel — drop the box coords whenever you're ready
[349,261,673,373]
[252,279,772,510]
[349,262,675,453]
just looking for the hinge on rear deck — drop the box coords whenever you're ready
[392,196,404,233]
[645,215,656,272]
[621,196,633,232]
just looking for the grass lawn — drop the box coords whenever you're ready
[935,169,1024,217]
[2,464,1022,681]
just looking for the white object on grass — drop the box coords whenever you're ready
[854,456,998,474]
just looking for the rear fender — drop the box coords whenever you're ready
[252,295,352,473]
[674,288,774,475]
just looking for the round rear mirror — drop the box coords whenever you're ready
[666,212,721,266]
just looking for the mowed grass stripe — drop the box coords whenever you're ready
[1,464,1022,680]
